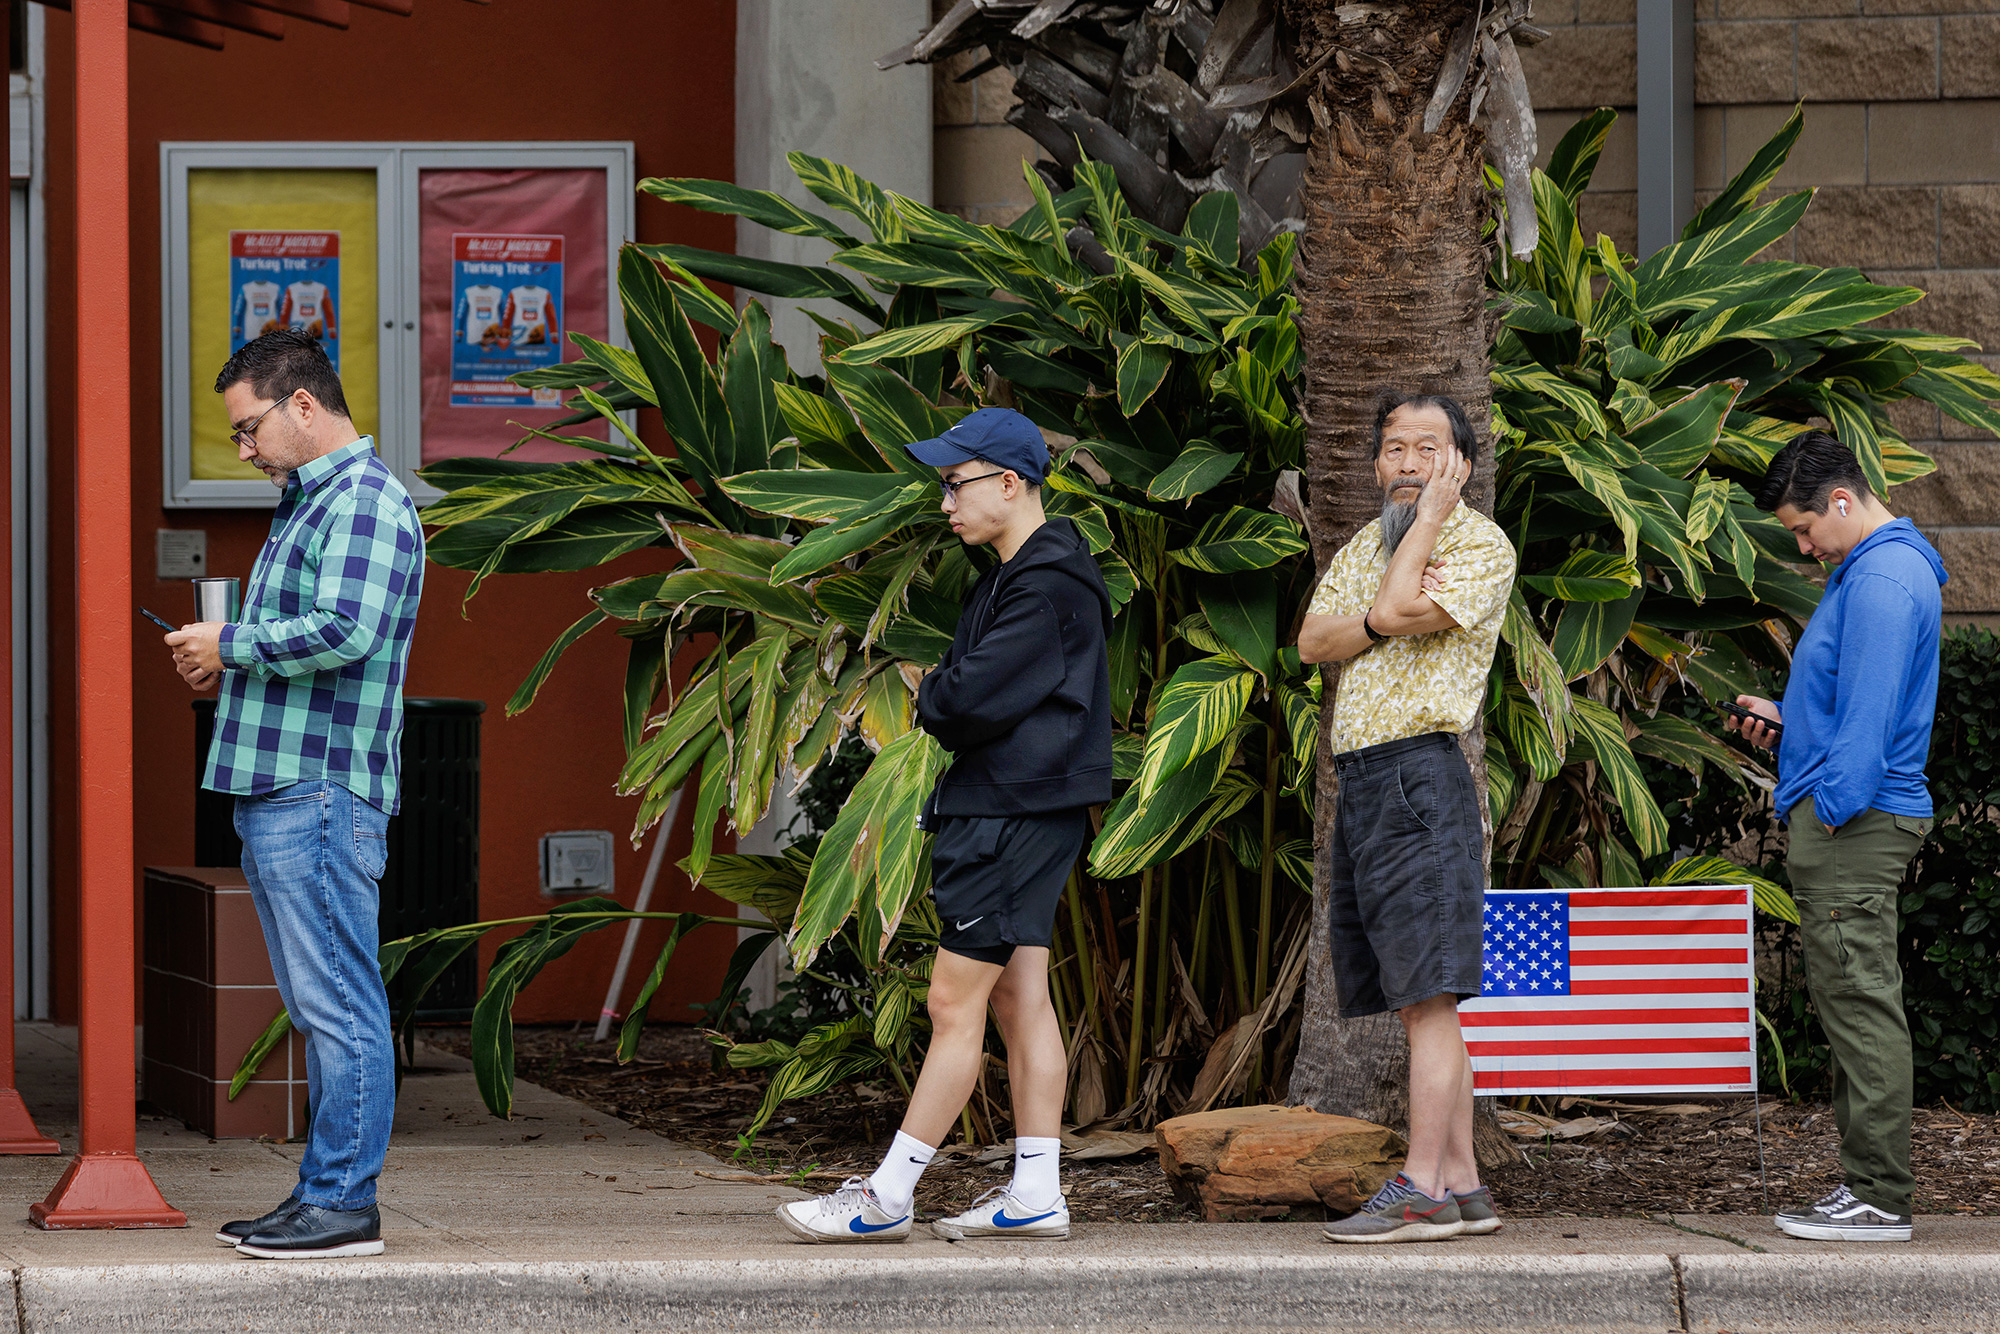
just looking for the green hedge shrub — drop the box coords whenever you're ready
[1903,627,2000,1109]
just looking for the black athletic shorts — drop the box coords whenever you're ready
[930,809,1089,965]
[1322,731,1487,1018]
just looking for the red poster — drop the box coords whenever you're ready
[418,169,610,464]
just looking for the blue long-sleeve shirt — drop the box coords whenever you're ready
[1772,517,1946,829]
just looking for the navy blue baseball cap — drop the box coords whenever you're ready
[902,407,1048,483]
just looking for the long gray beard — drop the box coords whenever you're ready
[1379,495,1420,555]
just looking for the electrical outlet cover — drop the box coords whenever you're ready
[540,829,615,895]
[157,528,208,581]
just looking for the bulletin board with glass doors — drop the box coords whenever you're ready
[160,142,634,508]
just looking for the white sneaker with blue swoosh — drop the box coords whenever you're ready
[931,1186,1070,1240]
[776,1177,911,1244]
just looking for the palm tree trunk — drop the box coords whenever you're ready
[1279,0,1514,1170]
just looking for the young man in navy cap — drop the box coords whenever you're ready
[777,408,1113,1244]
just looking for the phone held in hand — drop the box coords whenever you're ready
[1717,700,1782,737]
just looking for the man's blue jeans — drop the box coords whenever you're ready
[235,780,394,1210]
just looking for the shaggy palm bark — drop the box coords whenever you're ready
[1278,0,1513,1169]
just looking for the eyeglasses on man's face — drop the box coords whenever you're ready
[231,398,286,453]
[938,469,1009,503]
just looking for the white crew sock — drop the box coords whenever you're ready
[1008,1136,1064,1211]
[866,1130,935,1216]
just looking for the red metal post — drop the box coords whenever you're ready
[31,0,185,1227]
[0,0,61,1157]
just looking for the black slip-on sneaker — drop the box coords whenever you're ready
[236,1202,384,1259]
[215,1196,302,1246]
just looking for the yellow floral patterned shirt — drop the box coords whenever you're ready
[1309,502,1517,755]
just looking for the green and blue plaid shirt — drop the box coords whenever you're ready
[204,437,425,814]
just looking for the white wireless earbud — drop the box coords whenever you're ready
[1838,499,1850,517]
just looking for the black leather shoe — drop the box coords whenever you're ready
[215,1196,302,1246]
[235,1202,383,1258]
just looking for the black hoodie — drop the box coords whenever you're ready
[917,517,1113,817]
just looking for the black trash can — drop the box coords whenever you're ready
[193,697,484,1020]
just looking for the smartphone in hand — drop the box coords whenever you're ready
[1717,700,1782,736]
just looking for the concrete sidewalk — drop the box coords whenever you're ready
[0,1025,1991,1332]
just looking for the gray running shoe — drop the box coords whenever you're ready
[1774,1184,1911,1242]
[1453,1185,1501,1235]
[1322,1174,1466,1244]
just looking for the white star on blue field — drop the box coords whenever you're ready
[1482,892,1571,996]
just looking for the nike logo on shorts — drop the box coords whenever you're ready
[955,916,985,930]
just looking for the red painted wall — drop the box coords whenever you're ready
[40,0,741,1026]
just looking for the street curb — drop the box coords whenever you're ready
[1681,1252,2000,1333]
[17,1254,1680,1332]
[16,1250,2000,1332]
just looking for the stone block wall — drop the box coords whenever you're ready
[1523,1,2000,620]
[930,23,1039,226]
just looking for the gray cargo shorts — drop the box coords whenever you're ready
[1323,731,1487,1018]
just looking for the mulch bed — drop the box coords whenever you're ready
[419,1024,2000,1221]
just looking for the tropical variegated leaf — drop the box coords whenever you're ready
[1149,440,1243,502]
[1624,380,1742,478]
[839,310,1035,365]
[1905,354,2000,438]
[1638,190,1812,284]
[855,667,914,752]
[1493,366,1608,439]
[769,483,937,585]
[1167,507,1308,574]
[1685,473,1730,545]
[1494,679,1564,782]
[722,468,904,524]
[1796,381,1891,495]
[1114,332,1172,416]
[639,175,856,247]
[1653,854,1797,925]
[729,628,793,833]
[668,524,788,578]
[1631,711,1749,789]
[788,151,904,240]
[788,729,946,968]
[1502,589,1574,757]
[643,568,821,632]
[1135,657,1257,800]
[1528,170,1592,325]
[1679,105,1803,241]
[1091,744,1257,880]
[1544,107,1618,200]
[1557,448,1644,561]
[1569,698,1669,858]
[506,609,605,717]
[1553,588,1644,682]
[1197,572,1279,679]
[1518,548,1641,602]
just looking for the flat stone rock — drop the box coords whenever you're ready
[1155,1103,1405,1222]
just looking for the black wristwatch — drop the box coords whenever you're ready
[1361,608,1387,644]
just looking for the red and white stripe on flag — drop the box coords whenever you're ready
[1461,884,1757,1096]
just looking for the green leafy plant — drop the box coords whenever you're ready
[1902,628,2000,1110]
[1481,105,1995,896]
[238,109,1999,1138]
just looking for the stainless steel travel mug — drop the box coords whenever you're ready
[191,576,241,624]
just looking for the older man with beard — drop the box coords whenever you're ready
[1297,392,1516,1243]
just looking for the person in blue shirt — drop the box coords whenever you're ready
[1726,430,1946,1244]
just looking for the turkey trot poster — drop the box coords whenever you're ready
[229,230,341,369]
[448,233,565,408]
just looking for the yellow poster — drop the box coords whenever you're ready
[187,170,378,481]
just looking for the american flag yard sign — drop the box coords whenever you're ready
[1460,885,1757,1096]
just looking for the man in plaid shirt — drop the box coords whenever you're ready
[165,330,423,1259]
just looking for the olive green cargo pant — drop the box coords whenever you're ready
[1786,797,1932,1217]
